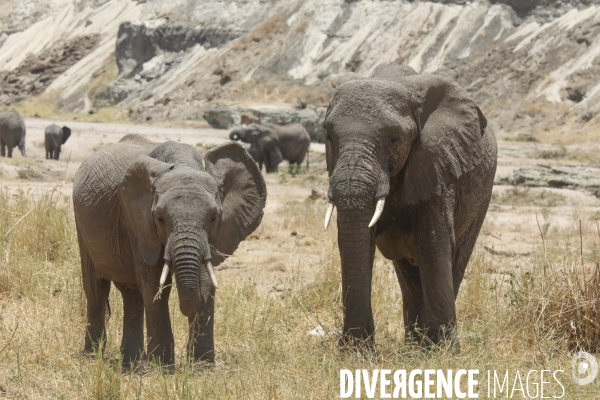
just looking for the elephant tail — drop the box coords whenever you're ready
[306,146,309,171]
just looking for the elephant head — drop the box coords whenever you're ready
[229,124,282,172]
[118,142,266,317]
[323,68,487,344]
[61,126,71,144]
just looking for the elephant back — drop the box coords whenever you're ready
[273,123,310,160]
[73,142,153,269]
[0,111,25,146]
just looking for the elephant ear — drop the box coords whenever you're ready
[204,142,267,266]
[118,155,174,266]
[399,74,487,205]
[61,126,71,144]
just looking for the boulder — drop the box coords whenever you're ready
[203,106,242,130]
[496,165,600,197]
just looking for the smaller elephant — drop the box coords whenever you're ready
[45,124,71,160]
[229,123,310,173]
[0,110,26,158]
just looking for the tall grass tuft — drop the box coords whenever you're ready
[513,262,600,353]
[0,188,77,297]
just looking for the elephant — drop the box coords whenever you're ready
[0,110,26,157]
[229,123,310,173]
[240,142,263,168]
[45,124,71,160]
[73,134,266,365]
[322,64,497,349]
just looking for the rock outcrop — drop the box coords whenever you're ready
[3,0,600,139]
[497,165,600,197]
[0,35,100,105]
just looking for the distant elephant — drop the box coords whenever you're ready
[45,124,71,160]
[73,135,266,365]
[0,110,26,157]
[241,142,263,168]
[229,123,310,173]
[323,64,497,349]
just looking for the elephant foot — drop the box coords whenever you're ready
[146,352,175,367]
[189,347,215,366]
[406,324,460,353]
[83,333,108,355]
[338,332,376,356]
[120,350,145,369]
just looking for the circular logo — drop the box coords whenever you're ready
[572,351,598,385]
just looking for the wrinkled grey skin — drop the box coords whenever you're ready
[324,64,497,349]
[229,123,310,173]
[0,111,26,158]
[73,135,266,365]
[45,124,71,160]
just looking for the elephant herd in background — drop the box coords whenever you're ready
[229,122,311,173]
[0,110,71,160]
[3,64,498,366]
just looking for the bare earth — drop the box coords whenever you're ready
[3,118,599,294]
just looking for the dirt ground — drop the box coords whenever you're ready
[3,118,600,294]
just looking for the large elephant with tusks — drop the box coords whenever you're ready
[323,64,497,349]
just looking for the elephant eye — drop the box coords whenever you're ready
[211,214,217,223]
[157,216,166,226]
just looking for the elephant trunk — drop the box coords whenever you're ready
[167,231,213,317]
[329,142,389,345]
[337,211,377,344]
[229,130,241,141]
[165,230,216,362]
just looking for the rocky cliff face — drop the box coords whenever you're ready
[2,0,600,141]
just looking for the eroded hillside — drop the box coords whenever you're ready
[2,0,600,140]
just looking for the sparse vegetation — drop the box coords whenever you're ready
[492,187,566,207]
[505,133,539,142]
[0,186,600,397]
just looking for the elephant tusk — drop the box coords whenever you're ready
[205,261,219,289]
[368,197,386,228]
[324,201,335,231]
[159,263,170,287]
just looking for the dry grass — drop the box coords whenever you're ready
[514,262,600,353]
[1,188,600,397]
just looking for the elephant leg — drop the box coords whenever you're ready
[114,282,145,366]
[1,142,5,157]
[54,148,60,160]
[80,244,111,353]
[393,259,425,343]
[416,198,457,347]
[293,152,306,165]
[452,206,489,298]
[270,148,283,172]
[263,152,272,173]
[140,275,175,365]
[7,145,13,158]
